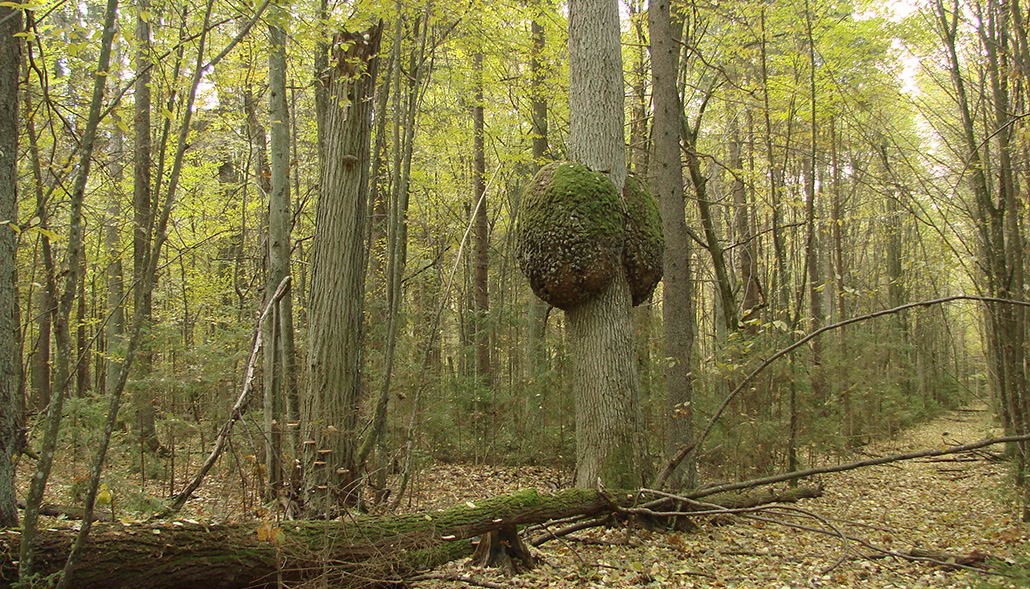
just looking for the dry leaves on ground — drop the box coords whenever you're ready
[413,407,1028,588]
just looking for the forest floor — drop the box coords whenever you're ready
[411,406,1029,588]
[14,405,1029,587]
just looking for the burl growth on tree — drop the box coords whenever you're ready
[516,162,664,309]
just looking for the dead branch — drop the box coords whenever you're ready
[406,572,511,589]
[159,276,291,518]
[15,501,113,523]
[679,432,1030,501]
[655,295,1030,489]
[637,488,1004,576]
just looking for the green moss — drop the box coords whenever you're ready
[517,163,665,309]
[517,162,624,310]
[622,174,664,306]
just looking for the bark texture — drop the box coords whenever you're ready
[1,489,612,589]
[303,25,382,514]
[648,0,695,489]
[264,6,294,496]
[0,1,21,528]
[132,0,160,454]
[471,50,492,389]
[566,0,640,489]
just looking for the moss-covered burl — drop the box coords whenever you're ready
[516,162,664,309]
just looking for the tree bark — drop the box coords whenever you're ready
[471,50,492,392]
[649,0,695,489]
[567,0,640,489]
[24,63,56,416]
[304,24,383,514]
[0,1,21,529]
[524,7,550,423]
[802,0,825,402]
[263,2,294,498]
[729,111,760,322]
[132,0,160,454]
[104,120,126,399]
[2,489,614,589]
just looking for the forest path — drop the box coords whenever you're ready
[416,406,1028,588]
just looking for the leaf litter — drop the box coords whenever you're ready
[413,406,1028,588]
[15,406,1026,587]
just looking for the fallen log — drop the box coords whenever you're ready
[528,485,823,545]
[713,485,822,509]
[0,484,830,587]
[0,488,615,589]
[7,485,819,587]
[14,501,113,523]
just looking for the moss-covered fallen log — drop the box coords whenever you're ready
[0,483,828,588]
[0,488,615,589]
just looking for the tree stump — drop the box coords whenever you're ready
[471,524,537,573]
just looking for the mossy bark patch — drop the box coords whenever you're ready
[516,162,664,310]
[622,174,664,306]
[0,488,616,588]
[517,162,624,310]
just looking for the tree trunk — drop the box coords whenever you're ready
[303,24,383,514]
[263,3,294,498]
[75,255,91,397]
[24,73,56,416]
[730,110,761,323]
[524,8,550,421]
[683,116,736,333]
[649,0,695,489]
[471,50,492,392]
[0,2,21,528]
[104,121,126,399]
[567,0,640,489]
[802,0,825,403]
[6,480,830,588]
[3,488,614,589]
[132,0,160,454]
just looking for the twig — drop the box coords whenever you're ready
[531,515,612,547]
[406,572,510,588]
[675,432,1030,501]
[637,488,1002,576]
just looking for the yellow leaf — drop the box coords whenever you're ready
[256,521,282,544]
[97,483,113,506]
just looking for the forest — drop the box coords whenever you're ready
[0,0,1029,586]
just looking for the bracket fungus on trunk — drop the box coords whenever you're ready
[516,161,664,310]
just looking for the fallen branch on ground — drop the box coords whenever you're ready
[1,488,612,588]
[655,295,1030,489]
[680,432,1030,501]
[405,572,510,588]
[529,485,822,546]
[15,501,113,523]
[636,488,1004,576]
